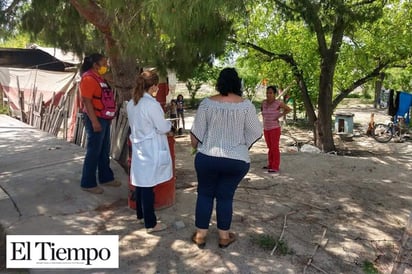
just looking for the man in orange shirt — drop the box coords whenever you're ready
[79,53,121,194]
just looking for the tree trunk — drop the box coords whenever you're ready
[70,0,136,171]
[292,98,297,121]
[69,0,136,102]
[316,57,336,152]
[374,73,385,109]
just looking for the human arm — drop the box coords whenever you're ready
[150,103,172,134]
[245,102,263,149]
[80,76,101,132]
[82,98,101,132]
[190,100,207,149]
[279,101,292,116]
[190,133,199,149]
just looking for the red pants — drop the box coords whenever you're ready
[264,127,281,171]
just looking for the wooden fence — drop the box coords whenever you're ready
[6,84,130,164]
[72,101,130,161]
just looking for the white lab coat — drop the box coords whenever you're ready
[127,93,173,187]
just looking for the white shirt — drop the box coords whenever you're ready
[191,98,262,163]
[127,93,173,187]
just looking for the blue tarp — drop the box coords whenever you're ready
[396,92,412,124]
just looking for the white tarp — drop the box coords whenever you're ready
[0,67,76,111]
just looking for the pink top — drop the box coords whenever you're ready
[261,100,282,130]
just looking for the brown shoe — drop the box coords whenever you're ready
[101,180,121,187]
[81,186,104,194]
[218,232,236,248]
[191,232,206,249]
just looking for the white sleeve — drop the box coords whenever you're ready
[149,102,172,134]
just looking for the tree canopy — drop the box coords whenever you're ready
[230,0,412,151]
[2,0,412,151]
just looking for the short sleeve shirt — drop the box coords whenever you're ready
[191,98,262,163]
[80,72,104,117]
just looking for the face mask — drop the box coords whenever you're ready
[151,86,159,97]
[97,66,108,75]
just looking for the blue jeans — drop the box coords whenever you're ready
[80,115,114,188]
[135,186,157,228]
[194,153,250,230]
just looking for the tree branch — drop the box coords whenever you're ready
[332,61,390,108]
[227,38,294,64]
[69,0,112,35]
[301,0,328,55]
[4,0,22,16]
[329,15,346,59]
[351,0,380,7]
[228,38,318,125]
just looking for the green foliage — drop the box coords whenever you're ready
[185,64,219,107]
[0,105,9,115]
[17,0,244,80]
[250,234,293,255]
[0,33,31,48]
[250,234,276,250]
[362,260,380,274]
[21,0,104,56]
[101,0,244,79]
[0,0,27,38]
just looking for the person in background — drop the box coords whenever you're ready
[127,70,173,233]
[190,68,262,249]
[176,94,185,132]
[79,53,121,194]
[168,99,178,132]
[261,85,292,173]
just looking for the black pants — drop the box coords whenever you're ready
[135,186,157,228]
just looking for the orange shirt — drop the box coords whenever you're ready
[80,71,104,117]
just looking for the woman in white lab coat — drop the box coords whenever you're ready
[127,70,172,233]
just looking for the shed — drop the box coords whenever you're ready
[335,112,354,134]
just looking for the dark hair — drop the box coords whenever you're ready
[266,85,277,93]
[177,94,183,100]
[132,70,159,105]
[80,53,105,75]
[216,68,242,96]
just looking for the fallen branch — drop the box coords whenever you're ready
[303,227,328,274]
[311,263,329,274]
[298,201,328,211]
[270,210,297,255]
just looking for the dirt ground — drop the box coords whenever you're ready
[2,99,410,274]
[109,99,411,274]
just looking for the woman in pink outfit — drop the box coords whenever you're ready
[261,85,291,173]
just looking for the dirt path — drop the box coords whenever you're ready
[159,101,412,273]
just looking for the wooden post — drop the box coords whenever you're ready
[0,84,3,108]
[28,86,37,126]
[391,211,412,274]
[16,77,26,122]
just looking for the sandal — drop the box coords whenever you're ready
[146,223,167,233]
[218,232,236,248]
[191,232,206,249]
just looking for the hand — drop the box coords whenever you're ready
[92,120,102,132]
